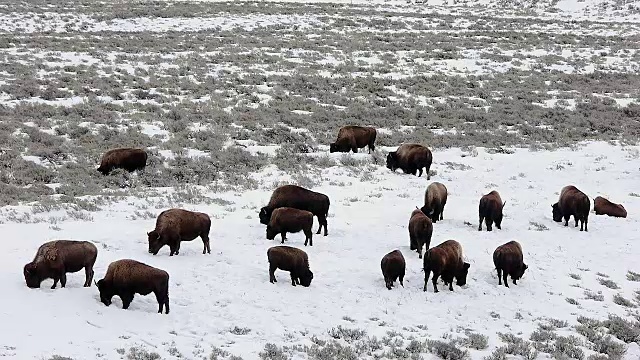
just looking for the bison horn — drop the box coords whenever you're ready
[502,201,507,208]
[94,280,98,287]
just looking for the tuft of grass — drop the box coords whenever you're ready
[570,273,582,280]
[496,333,538,360]
[126,346,162,360]
[585,290,605,301]
[327,326,366,342]
[528,221,549,231]
[626,271,640,282]
[599,278,620,289]
[425,339,470,360]
[462,332,489,350]
[229,326,252,335]
[566,297,580,305]
[613,294,636,308]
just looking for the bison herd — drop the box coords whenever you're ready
[21,125,629,313]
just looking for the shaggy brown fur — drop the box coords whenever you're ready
[552,185,590,231]
[96,259,169,314]
[420,182,448,223]
[381,250,406,290]
[329,126,377,154]
[594,196,627,218]
[478,190,506,231]
[267,246,313,287]
[267,207,314,246]
[493,241,528,288]
[97,148,147,175]
[423,240,470,293]
[386,144,433,179]
[23,240,97,289]
[408,208,433,259]
[147,208,212,256]
[259,185,330,236]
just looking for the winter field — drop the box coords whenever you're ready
[1,0,640,359]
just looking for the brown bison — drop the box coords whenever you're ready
[97,148,148,175]
[96,259,169,314]
[147,208,212,256]
[408,208,433,259]
[423,240,470,293]
[266,207,314,246]
[329,126,377,154]
[493,241,527,288]
[23,240,97,289]
[478,190,506,231]
[420,182,448,223]
[259,185,330,236]
[381,250,406,290]
[552,185,590,231]
[267,246,313,287]
[386,143,433,179]
[594,196,627,218]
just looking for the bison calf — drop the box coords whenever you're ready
[148,208,212,256]
[552,185,590,231]
[381,250,405,290]
[478,190,506,231]
[23,240,97,289]
[97,148,147,175]
[267,207,314,246]
[493,241,527,288]
[420,182,447,223]
[423,240,470,293]
[259,185,330,236]
[96,259,169,314]
[329,126,377,154]
[594,196,627,218]
[408,208,433,259]
[386,143,433,179]
[267,246,313,287]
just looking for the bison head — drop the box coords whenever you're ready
[258,207,272,225]
[96,165,110,175]
[420,205,434,219]
[299,269,314,287]
[552,203,562,222]
[514,263,528,280]
[147,230,164,255]
[23,263,41,288]
[455,262,471,286]
[329,142,338,153]
[266,225,278,240]
[95,279,113,306]
[329,139,349,153]
[386,152,399,171]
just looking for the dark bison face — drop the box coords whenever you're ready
[95,279,113,306]
[147,231,163,255]
[552,203,562,222]
[96,165,110,175]
[23,264,41,288]
[420,205,434,219]
[515,263,528,280]
[386,152,398,171]
[455,262,471,286]
[329,143,338,153]
[299,270,314,287]
[266,225,277,240]
[258,207,272,225]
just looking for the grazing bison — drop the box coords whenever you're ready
[478,190,506,231]
[381,250,406,290]
[259,185,330,236]
[266,207,314,246]
[552,185,590,231]
[329,126,377,154]
[267,246,313,287]
[23,240,97,289]
[493,241,527,288]
[96,259,169,314]
[97,148,147,175]
[594,196,627,218]
[386,143,433,179]
[408,208,433,259]
[420,182,448,223]
[147,208,211,256]
[423,240,470,293]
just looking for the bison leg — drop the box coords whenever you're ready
[448,279,454,292]
[417,243,423,259]
[60,272,67,288]
[121,293,134,309]
[423,269,431,292]
[84,266,94,287]
[280,232,287,244]
[503,272,509,288]
[352,147,358,153]
[512,277,517,286]
[385,276,392,290]
[564,215,570,227]
[304,229,313,246]
[478,215,484,231]
[426,165,431,180]
[432,274,440,293]
[317,215,328,236]
[486,218,493,231]
[439,207,443,220]
[368,143,375,153]
[201,235,211,254]
[290,273,297,286]
[574,217,579,228]
[417,167,423,177]
[497,268,502,285]
[269,264,277,283]
[410,235,417,250]
[155,291,169,314]
[399,274,404,288]
[51,277,59,289]
[584,218,588,232]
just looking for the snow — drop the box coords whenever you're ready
[2,142,640,359]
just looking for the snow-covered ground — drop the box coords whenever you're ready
[2,142,639,359]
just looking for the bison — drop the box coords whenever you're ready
[97,148,147,175]
[493,241,527,288]
[478,190,506,231]
[147,208,212,256]
[381,250,405,290]
[594,196,627,218]
[259,185,330,236]
[23,240,97,289]
[267,246,313,287]
[386,143,433,179]
[408,208,433,259]
[423,240,470,293]
[266,207,314,246]
[329,126,377,154]
[96,259,169,314]
[552,185,590,231]
[420,182,447,223]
